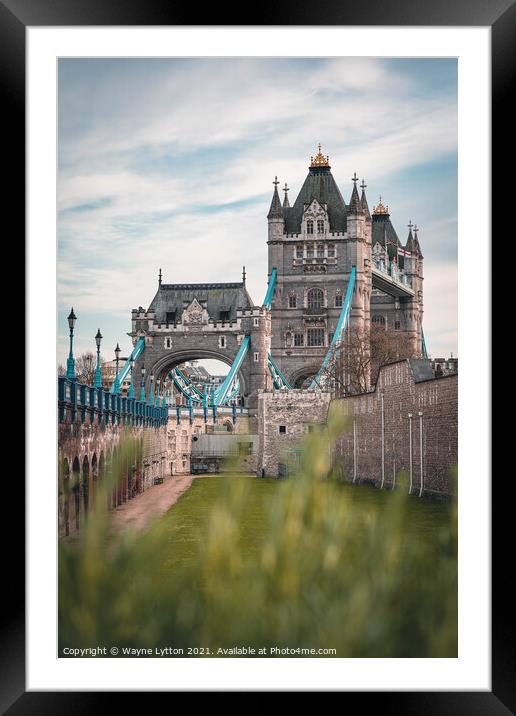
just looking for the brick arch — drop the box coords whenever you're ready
[288,365,321,389]
[82,455,90,516]
[71,456,81,532]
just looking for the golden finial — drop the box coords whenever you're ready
[310,143,330,168]
[373,195,389,215]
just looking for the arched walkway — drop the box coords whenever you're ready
[72,456,81,532]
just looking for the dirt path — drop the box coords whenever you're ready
[109,474,207,535]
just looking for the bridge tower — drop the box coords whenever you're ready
[267,146,372,388]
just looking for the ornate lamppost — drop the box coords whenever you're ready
[128,355,135,399]
[149,372,155,406]
[113,343,121,395]
[66,308,77,380]
[140,364,146,402]
[94,329,103,388]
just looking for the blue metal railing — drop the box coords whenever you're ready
[59,375,168,427]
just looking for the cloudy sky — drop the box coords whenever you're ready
[57,57,457,370]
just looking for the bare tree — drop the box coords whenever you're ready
[58,364,66,377]
[75,351,97,385]
[315,324,414,397]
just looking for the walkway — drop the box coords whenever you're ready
[109,474,208,535]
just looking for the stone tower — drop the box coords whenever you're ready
[369,202,424,357]
[267,146,372,388]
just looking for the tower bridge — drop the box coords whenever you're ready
[58,145,430,516]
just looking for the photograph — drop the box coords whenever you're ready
[56,56,459,660]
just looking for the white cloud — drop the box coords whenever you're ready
[57,57,458,363]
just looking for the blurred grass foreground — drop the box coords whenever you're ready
[59,405,457,657]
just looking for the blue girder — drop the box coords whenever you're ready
[212,335,250,405]
[109,336,145,394]
[309,265,357,390]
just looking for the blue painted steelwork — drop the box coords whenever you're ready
[170,369,203,404]
[421,330,428,359]
[213,335,251,405]
[58,375,168,427]
[263,267,277,309]
[268,353,292,390]
[309,265,357,389]
[110,337,145,394]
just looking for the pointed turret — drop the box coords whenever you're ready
[405,220,416,253]
[267,176,283,219]
[360,179,371,220]
[282,182,290,208]
[348,172,363,214]
[413,224,424,258]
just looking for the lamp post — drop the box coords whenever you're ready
[149,372,155,406]
[66,308,77,380]
[140,365,146,402]
[128,355,135,399]
[94,329,103,388]
[113,343,121,395]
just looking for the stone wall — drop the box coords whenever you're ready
[257,390,332,476]
[332,360,457,497]
[166,413,257,475]
[58,422,168,538]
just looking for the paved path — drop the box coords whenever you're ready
[109,474,207,535]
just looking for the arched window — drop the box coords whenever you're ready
[306,220,314,235]
[288,293,297,308]
[335,292,343,308]
[317,219,324,234]
[307,288,324,309]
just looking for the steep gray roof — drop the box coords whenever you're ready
[267,184,283,219]
[372,213,404,268]
[148,282,254,323]
[283,166,347,234]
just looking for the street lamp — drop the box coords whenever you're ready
[128,355,135,399]
[149,372,155,406]
[94,329,103,388]
[66,308,77,380]
[113,343,121,395]
[140,364,146,402]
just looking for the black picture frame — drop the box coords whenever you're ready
[5,0,511,709]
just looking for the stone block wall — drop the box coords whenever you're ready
[257,390,331,476]
[332,360,457,497]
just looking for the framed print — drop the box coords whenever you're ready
[3,0,512,709]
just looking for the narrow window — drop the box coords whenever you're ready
[394,320,401,330]
[335,293,343,307]
[294,333,304,347]
[327,244,335,258]
[307,220,314,235]
[306,243,314,258]
[220,310,230,322]
[296,245,303,258]
[253,317,259,327]
[278,425,287,434]
[317,219,324,234]
[219,335,226,348]
[254,352,259,362]
[288,294,297,308]
[317,243,325,258]
[166,310,177,324]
